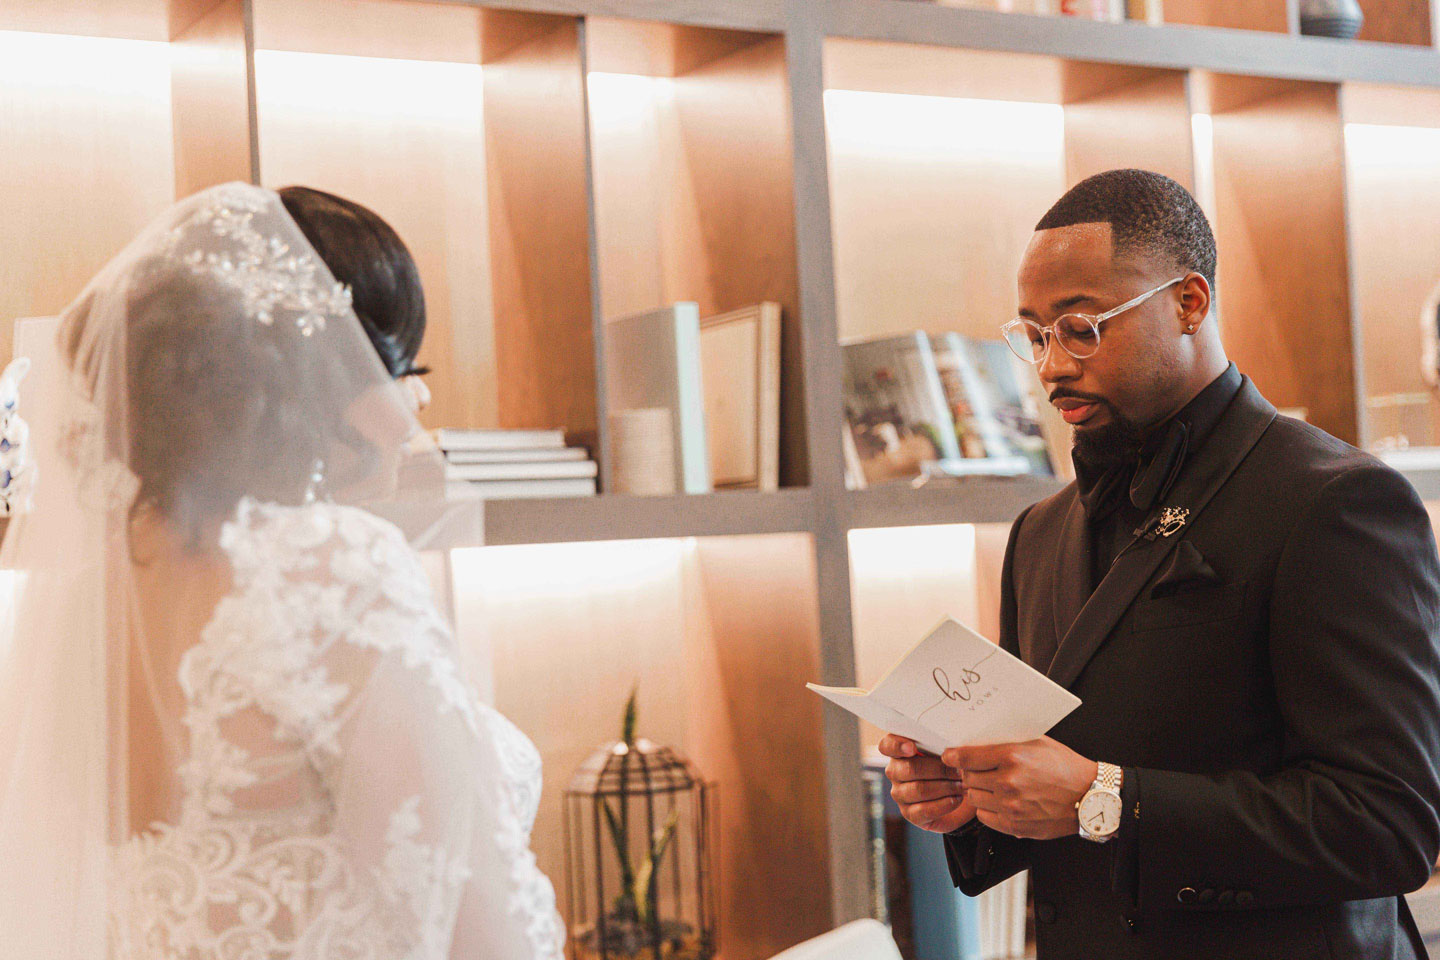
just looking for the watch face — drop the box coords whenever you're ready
[1078,790,1122,836]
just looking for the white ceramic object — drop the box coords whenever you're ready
[765,920,904,960]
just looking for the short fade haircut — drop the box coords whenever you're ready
[1035,169,1217,289]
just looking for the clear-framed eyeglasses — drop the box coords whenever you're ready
[1000,276,1186,364]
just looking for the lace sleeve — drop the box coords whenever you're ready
[175,499,564,960]
[306,505,565,960]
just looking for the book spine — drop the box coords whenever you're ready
[445,460,598,482]
[757,302,782,492]
[674,302,713,494]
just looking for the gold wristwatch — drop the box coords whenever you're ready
[1076,761,1123,843]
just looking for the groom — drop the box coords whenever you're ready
[881,169,1440,958]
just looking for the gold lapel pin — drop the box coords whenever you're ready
[1156,506,1189,537]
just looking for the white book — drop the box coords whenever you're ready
[445,477,597,499]
[433,428,566,452]
[807,617,1080,757]
[445,460,598,482]
[604,303,712,494]
[443,447,588,465]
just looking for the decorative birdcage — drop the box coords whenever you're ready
[563,693,717,960]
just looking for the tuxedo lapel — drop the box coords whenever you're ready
[1044,377,1277,691]
[1045,494,1092,672]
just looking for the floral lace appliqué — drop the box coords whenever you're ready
[111,499,562,960]
[167,183,353,337]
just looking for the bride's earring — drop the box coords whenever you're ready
[304,458,328,504]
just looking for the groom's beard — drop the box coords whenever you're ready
[1072,407,1146,469]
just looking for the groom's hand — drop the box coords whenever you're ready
[879,734,976,833]
[942,737,1097,840]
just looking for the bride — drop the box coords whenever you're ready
[0,182,564,959]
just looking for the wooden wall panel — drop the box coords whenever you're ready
[828,49,1195,353]
[252,42,497,432]
[1160,0,1292,33]
[1344,85,1440,448]
[825,38,1065,103]
[1356,0,1434,46]
[849,524,982,730]
[455,534,830,960]
[453,539,701,943]
[251,0,482,62]
[586,67,682,320]
[0,0,185,40]
[171,0,256,198]
[1064,71,1194,189]
[483,19,598,447]
[587,24,806,484]
[674,37,806,486]
[688,534,831,959]
[1202,78,1357,442]
[0,30,175,367]
[825,83,1065,342]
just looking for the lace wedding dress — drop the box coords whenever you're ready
[0,183,563,959]
[110,498,563,959]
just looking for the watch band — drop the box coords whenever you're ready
[1097,761,1122,792]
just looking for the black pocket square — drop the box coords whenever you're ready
[1149,541,1222,598]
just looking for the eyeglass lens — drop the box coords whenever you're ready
[1003,315,1101,363]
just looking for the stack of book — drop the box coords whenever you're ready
[435,429,598,500]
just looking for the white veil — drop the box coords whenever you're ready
[0,183,552,959]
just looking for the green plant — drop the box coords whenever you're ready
[582,687,694,956]
[601,688,681,924]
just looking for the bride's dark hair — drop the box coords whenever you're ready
[278,186,428,380]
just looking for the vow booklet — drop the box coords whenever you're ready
[807,617,1081,756]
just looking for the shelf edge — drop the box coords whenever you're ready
[820,0,1440,90]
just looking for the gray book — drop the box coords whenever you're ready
[604,303,712,494]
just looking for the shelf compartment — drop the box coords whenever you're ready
[824,40,1189,484]
[450,531,834,959]
[250,0,598,451]
[1190,71,1357,443]
[584,18,808,488]
[1342,83,1440,450]
[825,41,1193,347]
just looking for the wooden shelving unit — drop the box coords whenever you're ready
[3,0,1440,955]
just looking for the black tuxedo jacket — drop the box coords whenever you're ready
[944,376,1440,959]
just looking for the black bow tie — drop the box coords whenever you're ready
[1077,417,1190,518]
[1129,418,1189,512]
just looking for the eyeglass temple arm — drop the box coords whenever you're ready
[1095,276,1187,324]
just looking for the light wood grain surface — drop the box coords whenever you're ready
[1343,84,1440,447]
[0,29,176,369]
[170,0,256,197]
[252,9,497,432]
[1198,73,1358,442]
